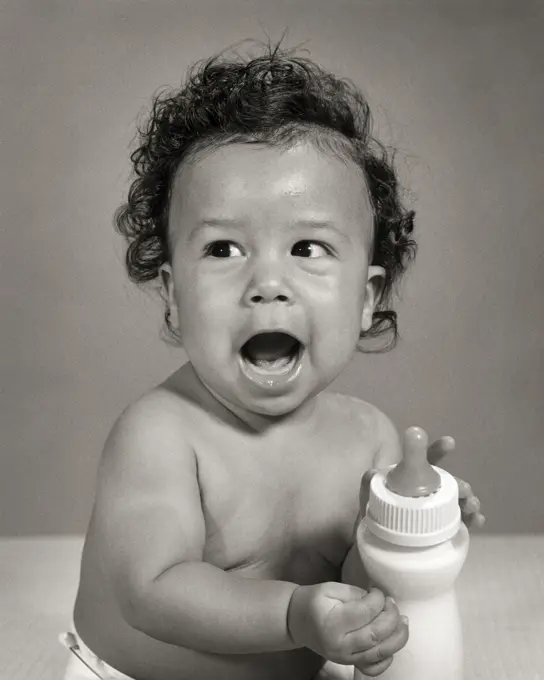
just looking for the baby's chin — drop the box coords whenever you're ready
[239,396,310,418]
[198,377,317,427]
[225,386,313,419]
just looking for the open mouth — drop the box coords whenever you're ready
[240,332,303,375]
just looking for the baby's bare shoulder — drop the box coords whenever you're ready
[322,392,402,468]
[105,388,191,451]
[102,365,208,458]
[94,383,208,500]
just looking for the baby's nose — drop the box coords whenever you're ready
[250,289,290,304]
[243,261,293,305]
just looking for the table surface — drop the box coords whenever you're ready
[0,535,543,680]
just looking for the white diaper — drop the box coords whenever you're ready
[59,628,353,680]
[59,629,134,680]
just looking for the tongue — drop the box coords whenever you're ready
[243,333,298,363]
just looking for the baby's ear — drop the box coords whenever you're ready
[159,264,180,332]
[361,265,386,332]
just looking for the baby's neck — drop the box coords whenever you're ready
[226,396,320,436]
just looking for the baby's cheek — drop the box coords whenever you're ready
[310,328,358,377]
[320,308,362,352]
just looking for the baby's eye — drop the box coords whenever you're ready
[291,241,331,259]
[204,241,244,258]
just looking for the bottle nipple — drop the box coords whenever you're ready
[386,426,442,497]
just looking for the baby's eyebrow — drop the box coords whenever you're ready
[187,218,241,242]
[187,217,351,242]
[293,218,341,232]
[292,219,354,243]
[199,218,241,226]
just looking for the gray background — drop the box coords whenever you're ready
[1,0,543,535]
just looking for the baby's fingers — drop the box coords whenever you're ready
[461,502,486,529]
[352,616,409,674]
[328,588,385,636]
[427,436,455,465]
[345,597,408,666]
[456,479,486,529]
[456,478,473,500]
[356,657,394,677]
[461,493,481,516]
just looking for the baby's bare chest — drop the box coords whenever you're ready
[195,434,367,584]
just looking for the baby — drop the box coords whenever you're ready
[63,44,484,680]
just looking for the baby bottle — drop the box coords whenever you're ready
[354,426,469,680]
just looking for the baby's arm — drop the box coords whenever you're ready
[93,397,298,655]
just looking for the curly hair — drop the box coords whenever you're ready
[115,43,417,351]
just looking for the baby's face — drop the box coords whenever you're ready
[163,142,384,417]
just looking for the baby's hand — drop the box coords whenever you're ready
[287,583,409,677]
[427,436,486,529]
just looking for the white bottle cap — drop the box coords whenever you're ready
[365,427,461,547]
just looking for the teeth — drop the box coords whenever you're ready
[245,352,297,375]
[255,356,292,368]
